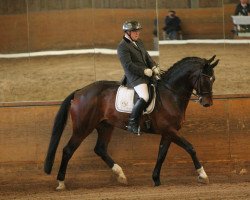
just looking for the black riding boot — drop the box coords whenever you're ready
[127,98,147,135]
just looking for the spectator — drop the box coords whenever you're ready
[153,18,159,50]
[153,18,158,37]
[234,0,250,33]
[163,10,181,40]
[235,0,250,16]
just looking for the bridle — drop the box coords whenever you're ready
[192,70,214,102]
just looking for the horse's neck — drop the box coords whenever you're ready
[163,66,196,112]
[165,68,194,97]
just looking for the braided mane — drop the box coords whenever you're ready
[161,57,205,79]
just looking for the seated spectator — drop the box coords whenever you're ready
[153,18,159,50]
[234,0,250,33]
[163,10,181,40]
[235,0,250,16]
[153,18,158,37]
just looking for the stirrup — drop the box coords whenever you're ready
[126,125,140,136]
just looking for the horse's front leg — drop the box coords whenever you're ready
[152,136,171,186]
[172,134,209,184]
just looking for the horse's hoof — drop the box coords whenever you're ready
[197,176,209,184]
[153,179,161,187]
[112,164,128,185]
[117,175,128,185]
[56,181,66,190]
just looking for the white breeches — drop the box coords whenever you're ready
[134,83,149,102]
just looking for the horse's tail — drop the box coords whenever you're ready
[44,91,75,174]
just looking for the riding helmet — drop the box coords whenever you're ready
[122,21,142,32]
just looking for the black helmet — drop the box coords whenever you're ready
[122,21,142,32]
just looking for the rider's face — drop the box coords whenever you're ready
[130,30,140,41]
[240,0,248,4]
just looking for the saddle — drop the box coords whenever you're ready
[115,84,156,114]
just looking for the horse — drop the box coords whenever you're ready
[44,55,219,190]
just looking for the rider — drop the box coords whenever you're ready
[117,20,161,135]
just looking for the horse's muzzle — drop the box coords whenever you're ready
[203,103,211,107]
[199,96,213,107]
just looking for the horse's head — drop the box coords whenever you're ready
[193,55,219,107]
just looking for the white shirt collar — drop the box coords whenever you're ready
[125,34,138,47]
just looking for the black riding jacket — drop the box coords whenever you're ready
[117,36,155,88]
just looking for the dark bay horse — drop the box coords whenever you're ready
[44,56,219,190]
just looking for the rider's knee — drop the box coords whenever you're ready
[141,94,149,102]
[134,83,149,102]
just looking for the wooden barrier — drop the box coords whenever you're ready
[0,95,249,184]
[0,5,240,53]
[0,9,156,53]
[157,4,238,39]
[158,7,225,39]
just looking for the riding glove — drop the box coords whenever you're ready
[144,68,153,77]
[152,65,161,75]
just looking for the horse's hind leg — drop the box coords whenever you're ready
[171,134,209,184]
[95,122,128,184]
[56,132,89,190]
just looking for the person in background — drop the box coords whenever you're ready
[234,0,250,33]
[153,18,159,50]
[117,20,161,135]
[163,10,181,40]
[235,0,250,16]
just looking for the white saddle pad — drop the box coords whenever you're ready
[115,85,156,114]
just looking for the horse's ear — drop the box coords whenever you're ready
[207,55,216,64]
[210,59,219,68]
[203,61,211,74]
